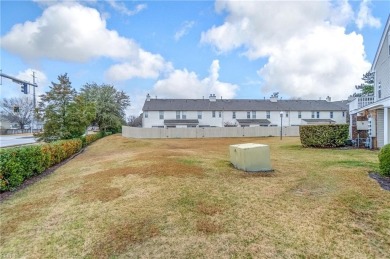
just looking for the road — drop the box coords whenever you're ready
[0,134,37,148]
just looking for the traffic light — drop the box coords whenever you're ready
[13,106,20,113]
[21,83,28,94]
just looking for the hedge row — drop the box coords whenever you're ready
[0,133,104,192]
[299,124,349,148]
[379,144,390,176]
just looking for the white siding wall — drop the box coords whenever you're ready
[374,26,390,101]
[143,109,347,128]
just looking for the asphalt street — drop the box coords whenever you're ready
[0,134,37,148]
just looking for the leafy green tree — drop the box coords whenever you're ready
[36,74,95,142]
[353,71,374,97]
[0,97,34,129]
[81,83,130,132]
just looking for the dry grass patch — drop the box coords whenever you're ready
[1,135,389,258]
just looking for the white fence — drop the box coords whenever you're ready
[122,126,300,139]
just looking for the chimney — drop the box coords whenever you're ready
[270,92,279,102]
[326,96,331,102]
[209,94,216,102]
[146,93,151,101]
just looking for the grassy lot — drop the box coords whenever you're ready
[1,135,389,258]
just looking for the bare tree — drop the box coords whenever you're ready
[0,97,34,129]
[127,114,142,127]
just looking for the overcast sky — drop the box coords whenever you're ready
[1,0,389,115]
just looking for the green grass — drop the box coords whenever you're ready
[0,135,389,258]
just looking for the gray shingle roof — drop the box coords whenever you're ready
[143,99,348,112]
[164,119,199,125]
[236,119,271,125]
[302,119,335,123]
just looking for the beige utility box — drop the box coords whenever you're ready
[229,143,272,172]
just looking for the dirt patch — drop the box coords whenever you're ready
[196,201,223,216]
[88,219,160,258]
[1,196,57,235]
[369,172,390,191]
[196,218,222,234]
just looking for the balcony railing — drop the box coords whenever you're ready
[349,96,375,112]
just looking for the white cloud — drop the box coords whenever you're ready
[106,1,147,16]
[356,0,381,30]
[1,3,170,80]
[174,21,195,41]
[259,26,370,99]
[152,60,238,99]
[105,50,173,81]
[1,3,138,62]
[201,0,372,100]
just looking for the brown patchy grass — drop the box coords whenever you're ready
[1,134,389,258]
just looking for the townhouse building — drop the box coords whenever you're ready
[349,15,390,148]
[142,94,348,128]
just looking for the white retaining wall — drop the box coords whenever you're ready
[122,126,300,139]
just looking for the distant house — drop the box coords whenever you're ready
[349,15,390,148]
[142,94,348,128]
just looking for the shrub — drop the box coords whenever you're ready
[378,144,390,176]
[0,138,82,192]
[300,124,349,148]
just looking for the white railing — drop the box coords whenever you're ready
[349,96,375,112]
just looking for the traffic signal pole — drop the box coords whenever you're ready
[0,71,38,133]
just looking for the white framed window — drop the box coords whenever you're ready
[247,111,250,119]
[159,111,164,120]
[232,112,236,119]
[378,82,382,99]
[311,111,315,118]
[316,112,320,119]
[330,111,333,119]
[266,111,270,119]
[285,112,288,118]
[212,111,216,118]
[342,111,345,117]
[219,111,222,118]
[182,111,187,119]
[198,111,202,119]
[298,111,301,118]
[176,111,180,119]
[144,111,148,118]
[252,111,256,119]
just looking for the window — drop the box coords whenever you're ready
[311,111,315,118]
[378,82,382,99]
[330,111,333,119]
[159,111,164,120]
[316,112,320,119]
[182,111,187,119]
[198,111,202,119]
[266,111,270,119]
[252,111,256,119]
[144,111,148,118]
[212,111,216,118]
[285,112,288,118]
[342,112,345,117]
[219,111,222,118]
[298,111,301,118]
[232,112,236,119]
[176,111,180,119]
[247,112,250,119]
